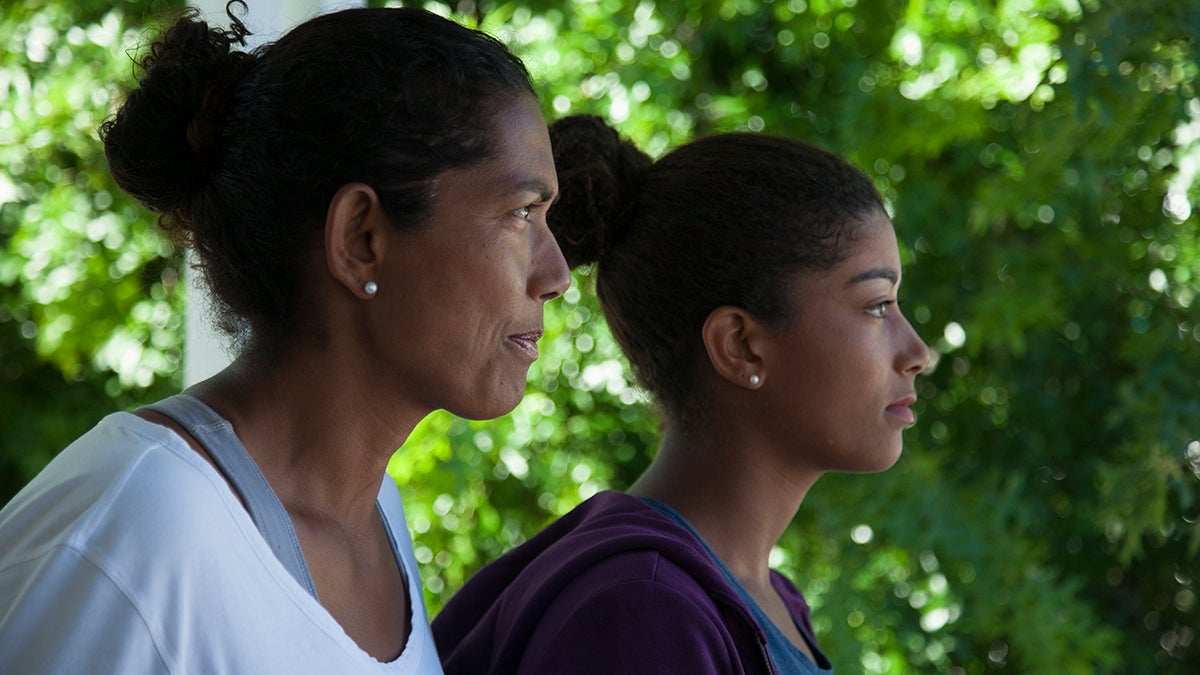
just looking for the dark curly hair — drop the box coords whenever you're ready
[101,3,534,353]
[547,115,885,419]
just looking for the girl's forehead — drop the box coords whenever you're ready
[839,223,901,275]
[790,217,901,293]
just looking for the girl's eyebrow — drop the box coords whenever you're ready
[844,267,899,288]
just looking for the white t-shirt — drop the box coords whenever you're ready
[0,412,444,674]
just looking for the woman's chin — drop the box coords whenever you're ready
[447,386,527,422]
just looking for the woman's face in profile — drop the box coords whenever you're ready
[756,211,930,474]
[367,94,570,420]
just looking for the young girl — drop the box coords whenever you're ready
[433,115,929,674]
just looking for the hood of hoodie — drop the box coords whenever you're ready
[432,490,778,674]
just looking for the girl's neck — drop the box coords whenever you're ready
[628,421,820,592]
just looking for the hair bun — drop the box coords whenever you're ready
[101,7,251,225]
[547,114,651,268]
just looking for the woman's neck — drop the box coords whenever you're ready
[188,350,427,528]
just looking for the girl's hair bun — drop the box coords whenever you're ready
[101,5,252,232]
[547,114,652,268]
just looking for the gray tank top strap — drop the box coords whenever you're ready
[141,393,320,601]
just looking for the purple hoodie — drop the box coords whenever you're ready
[433,491,822,674]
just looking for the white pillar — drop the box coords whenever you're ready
[182,0,364,387]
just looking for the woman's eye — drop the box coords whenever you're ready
[513,205,532,220]
[867,300,895,318]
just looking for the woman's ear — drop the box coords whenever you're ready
[326,182,386,299]
[701,306,767,389]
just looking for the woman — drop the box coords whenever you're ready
[433,115,930,674]
[0,5,567,673]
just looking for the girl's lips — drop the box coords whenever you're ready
[886,394,917,425]
[508,330,543,360]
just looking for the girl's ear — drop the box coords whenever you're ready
[326,182,387,299]
[701,306,768,389]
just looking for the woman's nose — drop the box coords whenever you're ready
[534,225,571,302]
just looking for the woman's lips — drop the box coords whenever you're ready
[508,330,543,360]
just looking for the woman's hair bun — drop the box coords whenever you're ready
[101,5,252,230]
[547,114,652,268]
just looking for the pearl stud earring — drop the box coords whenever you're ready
[749,374,761,385]
[363,281,378,296]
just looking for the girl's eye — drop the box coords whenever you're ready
[867,300,896,318]
[513,205,532,220]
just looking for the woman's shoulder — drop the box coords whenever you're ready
[0,412,305,672]
[0,411,258,582]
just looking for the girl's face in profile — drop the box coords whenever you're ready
[758,210,930,475]
[365,93,570,421]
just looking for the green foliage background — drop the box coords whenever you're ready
[2,0,1198,672]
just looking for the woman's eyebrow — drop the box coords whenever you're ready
[843,267,899,287]
[510,178,556,202]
